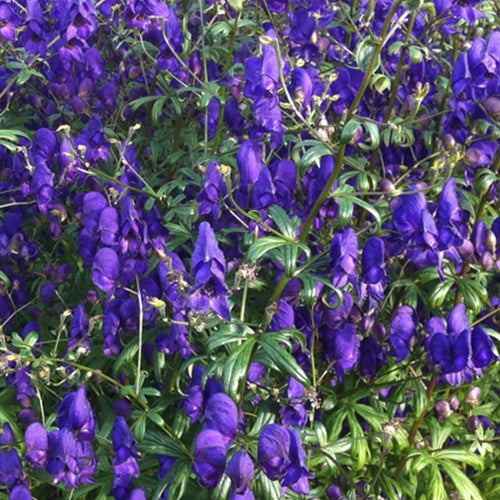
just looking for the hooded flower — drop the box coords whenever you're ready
[112,417,141,499]
[329,228,358,289]
[360,237,386,306]
[57,386,96,441]
[189,222,230,319]
[25,423,48,470]
[258,424,312,494]
[226,451,254,495]
[92,247,120,292]
[192,429,227,489]
[204,393,238,448]
[389,306,417,362]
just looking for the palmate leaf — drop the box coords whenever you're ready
[257,335,310,387]
[438,460,483,500]
[247,236,289,261]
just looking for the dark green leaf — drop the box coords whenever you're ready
[340,119,362,145]
[248,236,289,262]
[223,338,256,401]
[258,336,310,386]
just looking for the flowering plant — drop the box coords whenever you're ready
[0,0,498,498]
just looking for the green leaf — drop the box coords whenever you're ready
[268,205,299,240]
[356,37,380,72]
[258,335,310,387]
[283,244,298,277]
[428,463,447,500]
[298,143,332,174]
[439,460,483,500]
[340,119,361,144]
[474,168,498,196]
[254,473,281,500]
[223,338,256,401]
[362,121,380,150]
[248,236,289,262]
[429,279,455,308]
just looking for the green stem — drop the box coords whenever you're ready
[135,275,144,397]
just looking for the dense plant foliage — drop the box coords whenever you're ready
[0,0,499,498]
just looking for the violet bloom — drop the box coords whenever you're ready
[57,385,96,441]
[329,228,358,289]
[323,323,360,382]
[360,237,386,307]
[192,429,227,489]
[436,178,465,249]
[226,451,254,495]
[0,1,21,41]
[25,423,48,470]
[0,448,26,493]
[68,303,90,354]
[204,393,238,448]
[389,306,417,362]
[46,429,96,488]
[424,304,480,385]
[197,161,225,218]
[112,417,141,499]
[280,377,308,429]
[258,424,312,494]
[189,222,230,319]
[92,247,120,292]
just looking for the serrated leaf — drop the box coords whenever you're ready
[223,338,256,401]
[429,463,447,500]
[248,236,289,262]
[430,279,455,308]
[258,336,310,387]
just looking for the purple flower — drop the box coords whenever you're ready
[258,424,312,494]
[0,2,21,41]
[226,451,254,495]
[92,247,120,292]
[329,228,358,289]
[360,237,386,306]
[57,385,96,441]
[324,323,360,382]
[257,424,291,481]
[47,429,96,488]
[204,393,238,448]
[389,306,417,362]
[192,430,227,489]
[280,377,308,429]
[0,448,26,493]
[9,485,32,499]
[471,326,498,368]
[189,222,230,319]
[197,161,225,218]
[112,417,141,498]
[25,423,48,470]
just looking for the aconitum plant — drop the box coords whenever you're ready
[0,0,498,498]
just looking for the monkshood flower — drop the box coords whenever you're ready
[92,247,120,293]
[435,0,485,25]
[192,429,227,489]
[323,323,360,382]
[46,429,96,488]
[58,385,96,441]
[197,161,225,219]
[424,303,496,385]
[112,417,141,500]
[204,393,238,448]
[258,424,312,494]
[236,140,265,203]
[189,222,230,320]
[0,448,26,494]
[360,237,386,307]
[9,485,32,499]
[452,31,500,101]
[389,306,418,362]
[359,337,387,379]
[270,159,297,211]
[25,423,48,470]
[0,1,21,41]
[23,0,48,56]
[329,228,358,289]
[436,178,466,250]
[68,303,90,354]
[226,451,254,496]
[280,377,308,428]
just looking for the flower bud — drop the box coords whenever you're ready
[465,387,481,406]
[450,395,460,412]
[485,229,496,252]
[435,400,452,420]
[378,178,395,193]
[442,134,456,150]
[483,97,500,120]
